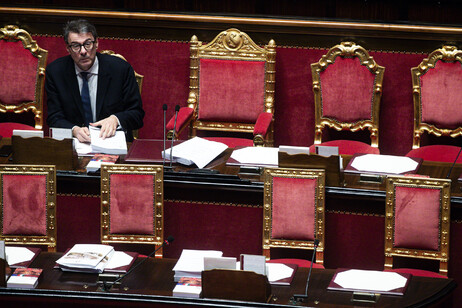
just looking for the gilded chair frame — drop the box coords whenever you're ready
[0,165,56,252]
[411,45,462,149]
[385,176,451,276]
[0,25,48,130]
[100,164,164,257]
[311,41,384,148]
[173,28,276,146]
[100,50,143,139]
[262,168,325,266]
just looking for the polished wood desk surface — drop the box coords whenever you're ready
[0,252,456,307]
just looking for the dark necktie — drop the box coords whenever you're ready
[80,72,92,126]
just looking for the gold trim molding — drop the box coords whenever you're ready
[2,7,462,35]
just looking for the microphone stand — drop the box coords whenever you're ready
[162,104,168,166]
[446,146,462,179]
[170,105,180,168]
[98,236,174,292]
[292,239,320,303]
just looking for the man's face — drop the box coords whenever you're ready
[67,32,98,71]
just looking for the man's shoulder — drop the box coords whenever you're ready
[47,55,72,71]
[97,53,132,70]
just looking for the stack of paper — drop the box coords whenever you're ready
[56,244,115,274]
[5,247,41,268]
[162,137,228,169]
[74,127,128,155]
[172,249,223,282]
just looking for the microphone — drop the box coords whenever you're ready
[170,105,180,168]
[99,236,174,291]
[162,104,168,166]
[446,146,462,179]
[292,239,320,303]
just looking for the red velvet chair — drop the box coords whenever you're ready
[166,28,276,147]
[100,50,143,139]
[406,46,462,163]
[100,164,165,257]
[0,165,57,252]
[262,168,325,268]
[384,176,451,278]
[310,42,384,155]
[0,25,47,137]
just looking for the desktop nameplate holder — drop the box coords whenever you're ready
[201,269,272,303]
[12,135,78,171]
[278,151,342,187]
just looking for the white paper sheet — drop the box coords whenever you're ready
[5,247,35,265]
[162,137,228,169]
[333,269,408,292]
[230,147,279,166]
[266,263,295,282]
[351,154,419,174]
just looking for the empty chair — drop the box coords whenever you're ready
[406,45,462,163]
[167,28,276,147]
[384,175,451,277]
[100,164,165,257]
[262,167,325,268]
[0,25,48,137]
[0,165,57,252]
[310,42,384,155]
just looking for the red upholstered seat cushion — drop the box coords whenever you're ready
[320,57,375,123]
[0,40,38,106]
[267,258,324,269]
[394,186,440,250]
[198,58,265,123]
[2,174,47,235]
[109,174,155,235]
[309,140,380,156]
[0,123,37,138]
[385,268,447,279]
[406,145,462,163]
[204,137,253,148]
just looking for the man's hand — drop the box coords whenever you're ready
[91,115,119,139]
[72,126,91,143]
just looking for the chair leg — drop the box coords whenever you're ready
[384,256,393,270]
[155,245,163,258]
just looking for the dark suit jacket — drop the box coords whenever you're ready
[45,53,144,140]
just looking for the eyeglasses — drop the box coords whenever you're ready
[68,40,95,53]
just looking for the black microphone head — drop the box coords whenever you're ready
[314,239,320,247]
[175,105,180,112]
[166,235,174,244]
[163,104,168,111]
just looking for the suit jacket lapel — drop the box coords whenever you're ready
[64,57,84,119]
[96,54,111,120]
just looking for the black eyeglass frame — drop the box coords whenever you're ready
[68,40,96,53]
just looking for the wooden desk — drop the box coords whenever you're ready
[0,252,456,307]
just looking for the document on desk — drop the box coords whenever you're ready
[173,249,223,282]
[74,127,128,155]
[347,154,420,174]
[230,146,279,167]
[328,269,410,295]
[162,137,228,169]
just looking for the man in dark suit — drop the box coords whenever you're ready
[46,19,144,142]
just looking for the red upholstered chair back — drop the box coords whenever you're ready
[0,25,48,136]
[411,46,462,149]
[263,168,325,266]
[100,164,164,257]
[385,176,451,276]
[0,165,56,252]
[311,42,384,149]
[177,28,276,146]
